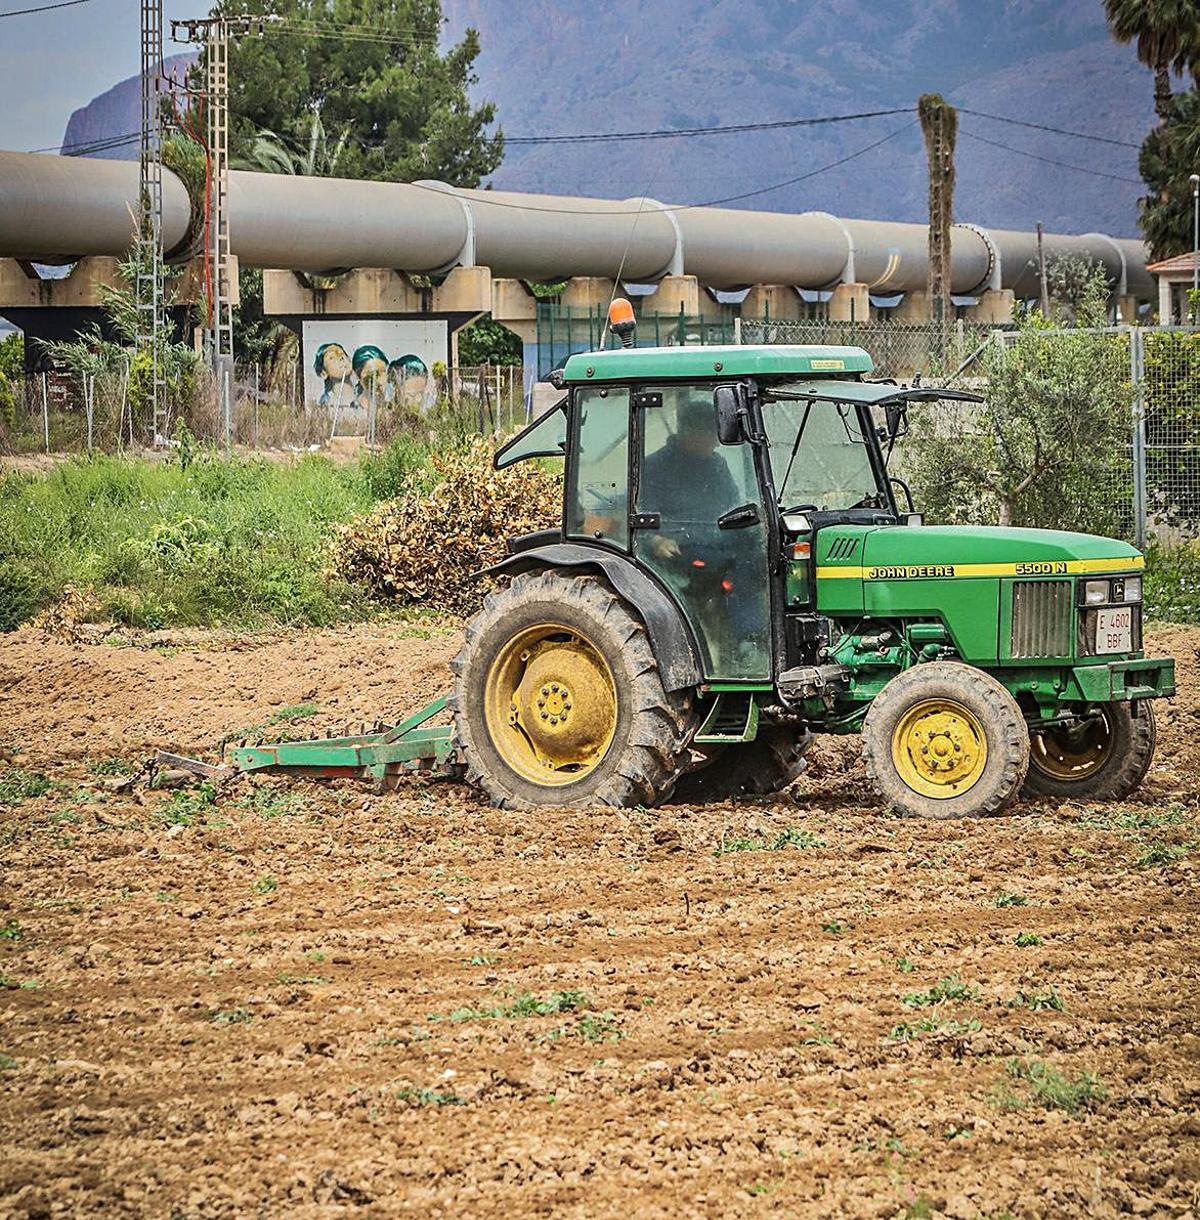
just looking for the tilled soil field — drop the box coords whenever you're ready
[1,623,1199,1219]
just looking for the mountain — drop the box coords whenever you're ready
[442,0,1156,237]
[61,52,196,160]
[60,3,1155,236]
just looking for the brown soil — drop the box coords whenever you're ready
[1,625,1198,1219]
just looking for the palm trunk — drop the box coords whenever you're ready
[1154,60,1173,122]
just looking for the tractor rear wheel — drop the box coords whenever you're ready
[450,571,698,809]
[862,662,1030,819]
[1023,701,1156,800]
[670,727,813,802]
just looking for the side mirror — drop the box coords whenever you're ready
[713,384,744,445]
[884,399,909,441]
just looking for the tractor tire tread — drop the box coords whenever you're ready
[1023,700,1156,800]
[862,661,1030,819]
[451,570,696,810]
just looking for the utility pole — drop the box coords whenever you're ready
[918,94,957,352]
[1036,222,1050,317]
[1190,173,1199,319]
[170,14,268,449]
[138,0,166,444]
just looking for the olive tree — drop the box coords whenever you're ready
[909,272,1133,538]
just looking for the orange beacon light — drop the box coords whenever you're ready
[608,297,636,347]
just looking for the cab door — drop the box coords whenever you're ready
[632,384,772,680]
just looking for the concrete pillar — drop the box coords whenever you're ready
[967,289,1014,325]
[740,284,801,321]
[1157,277,1173,325]
[828,282,870,323]
[640,274,701,316]
[893,290,930,323]
[559,277,616,312]
[1114,294,1139,325]
[491,277,537,345]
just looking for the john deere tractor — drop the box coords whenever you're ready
[446,313,1173,817]
[217,307,1174,818]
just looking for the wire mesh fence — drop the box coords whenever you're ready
[0,361,526,455]
[740,317,1000,381]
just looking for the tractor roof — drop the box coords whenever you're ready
[560,344,874,383]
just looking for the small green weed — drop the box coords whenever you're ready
[234,786,305,818]
[395,1086,464,1107]
[887,1017,981,1043]
[1135,840,1194,869]
[0,919,21,941]
[220,703,319,749]
[0,769,51,806]
[89,757,134,776]
[714,826,826,856]
[1006,987,1065,1011]
[575,1012,622,1043]
[252,874,278,895]
[464,954,499,966]
[993,892,1028,908]
[997,1057,1105,1114]
[276,973,328,986]
[155,891,176,903]
[158,781,217,826]
[1079,805,1186,832]
[0,976,38,990]
[210,1008,253,1025]
[895,956,916,973]
[445,989,591,1022]
[901,975,979,1008]
[1014,932,1042,947]
[821,918,848,935]
[0,1053,16,1070]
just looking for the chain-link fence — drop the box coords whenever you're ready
[1140,328,1200,547]
[0,361,525,454]
[740,317,1001,381]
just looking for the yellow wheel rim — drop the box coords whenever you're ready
[891,698,988,800]
[483,622,617,787]
[1030,711,1113,781]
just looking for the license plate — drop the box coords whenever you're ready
[1095,606,1133,654]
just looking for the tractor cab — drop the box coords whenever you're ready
[496,330,970,684]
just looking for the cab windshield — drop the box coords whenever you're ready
[761,392,886,512]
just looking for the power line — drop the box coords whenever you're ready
[958,127,1142,185]
[957,106,1140,150]
[29,130,139,154]
[506,108,912,146]
[407,122,916,216]
[0,0,89,15]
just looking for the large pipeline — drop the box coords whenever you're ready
[0,150,1153,298]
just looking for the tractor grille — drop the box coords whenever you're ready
[1010,580,1074,658]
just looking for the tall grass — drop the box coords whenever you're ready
[0,442,431,630]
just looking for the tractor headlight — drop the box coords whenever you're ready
[1082,579,1110,606]
[1121,575,1142,603]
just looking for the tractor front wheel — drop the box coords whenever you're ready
[1023,701,1156,800]
[862,662,1030,819]
[451,571,698,809]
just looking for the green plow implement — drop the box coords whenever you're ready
[158,695,458,789]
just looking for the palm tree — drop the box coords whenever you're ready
[1104,0,1200,121]
[231,111,351,177]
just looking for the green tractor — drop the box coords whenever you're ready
[216,310,1174,817]
[448,319,1173,817]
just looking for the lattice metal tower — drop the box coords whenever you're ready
[138,0,167,443]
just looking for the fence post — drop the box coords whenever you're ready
[223,367,232,457]
[85,375,94,453]
[253,362,260,449]
[41,372,49,453]
[1130,327,1148,551]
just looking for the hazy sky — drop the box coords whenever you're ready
[0,0,200,153]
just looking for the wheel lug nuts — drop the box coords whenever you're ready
[550,716,559,725]
[551,683,559,693]
[541,686,549,696]
[541,711,549,719]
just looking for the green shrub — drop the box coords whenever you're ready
[1145,541,1200,623]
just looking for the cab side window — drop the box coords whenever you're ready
[566,386,630,549]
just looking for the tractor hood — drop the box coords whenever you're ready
[860,525,1143,577]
